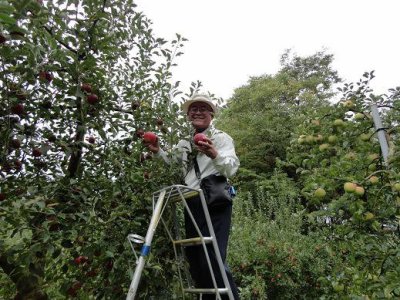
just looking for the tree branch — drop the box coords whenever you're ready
[43,26,78,55]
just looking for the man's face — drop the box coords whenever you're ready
[187,102,213,130]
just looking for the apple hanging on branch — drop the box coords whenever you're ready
[87,94,99,105]
[81,83,92,93]
[11,103,24,115]
[39,70,53,83]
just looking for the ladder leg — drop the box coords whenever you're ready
[197,189,235,300]
[126,190,167,300]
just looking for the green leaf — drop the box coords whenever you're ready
[0,4,15,14]
[0,12,16,24]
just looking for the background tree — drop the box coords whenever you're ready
[216,50,341,191]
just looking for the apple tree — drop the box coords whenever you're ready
[285,72,400,298]
[0,0,188,298]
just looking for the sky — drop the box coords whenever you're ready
[134,0,400,100]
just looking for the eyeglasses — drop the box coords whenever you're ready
[188,107,212,114]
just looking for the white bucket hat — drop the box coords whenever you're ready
[181,94,218,115]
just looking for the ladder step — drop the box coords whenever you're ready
[173,237,213,246]
[169,190,199,202]
[184,288,229,294]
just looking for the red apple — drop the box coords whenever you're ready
[131,101,140,111]
[193,133,207,145]
[0,193,6,201]
[11,103,24,115]
[87,94,99,105]
[104,259,113,270]
[88,136,95,144]
[10,139,21,149]
[14,160,22,171]
[39,71,53,82]
[0,34,6,44]
[156,117,164,126]
[142,132,157,144]
[81,83,92,93]
[32,148,42,157]
[67,281,82,296]
[74,256,89,265]
[86,269,98,277]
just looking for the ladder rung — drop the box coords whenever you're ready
[173,237,213,246]
[184,288,229,294]
[169,190,199,202]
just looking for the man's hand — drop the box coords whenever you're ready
[143,139,160,154]
[196,137,218,159]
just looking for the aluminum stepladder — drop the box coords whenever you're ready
[126,184,235,300]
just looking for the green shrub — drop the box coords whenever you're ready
[229,175,342,299]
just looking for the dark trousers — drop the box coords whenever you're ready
[184,195,240,300]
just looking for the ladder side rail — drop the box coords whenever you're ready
[126,190,167,300]
[170,200,194,290]
[160,214,188,297]
[198,189,235,300]
[181,194,222,300]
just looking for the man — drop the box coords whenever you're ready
[145,94,240,299]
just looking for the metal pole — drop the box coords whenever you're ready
[370,104,389,165]
[126,190,167,300]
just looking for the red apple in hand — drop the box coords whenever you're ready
[194,133,207,145]
[143,132,157,145]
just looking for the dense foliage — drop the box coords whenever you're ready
[221,59,400,298]
[0,0,187,298]
[1,1,399,299]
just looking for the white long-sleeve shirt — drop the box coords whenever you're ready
[157,126,240,189]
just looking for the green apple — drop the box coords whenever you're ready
[328,135,338,144]
[319,143,329,151]
[344,182,357,193]
[314,188,326,198]
[333,119,345,127]
[368,176,379,185]
[343,100,354,108]
[314,135,323,143]
[355,186,365,196]
[345,152,357,160]
[360,133,370,141]
[393,183,400,192]
[297,136,306,144]
[354,113,365,120]
[363,212,374,221]
[311,119,320,126]
[305,135,314,144]
[368,153,379,162]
